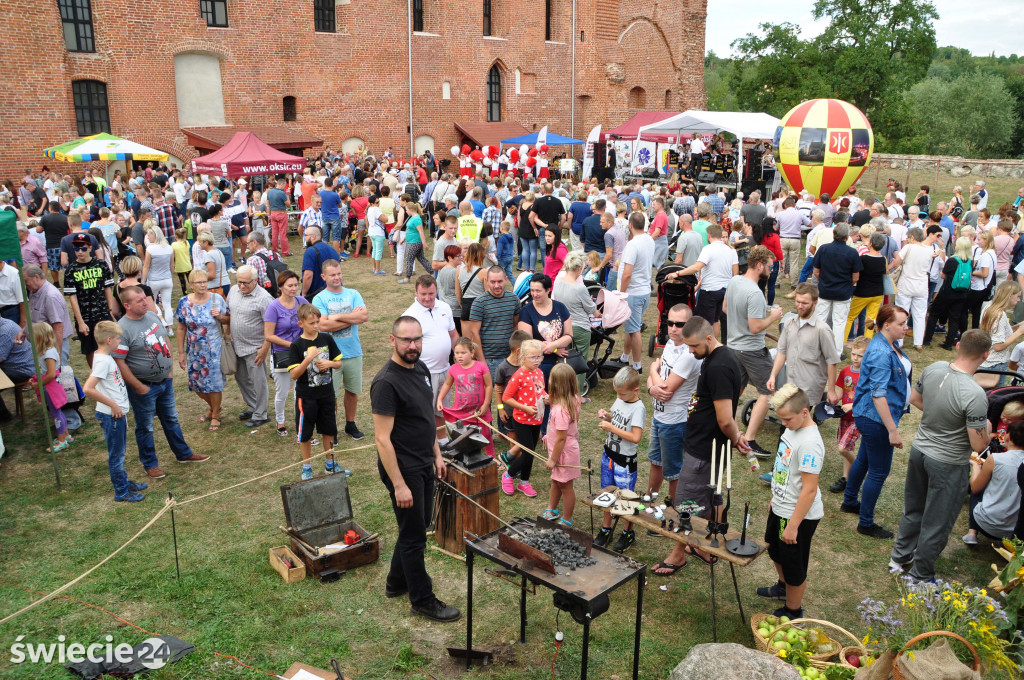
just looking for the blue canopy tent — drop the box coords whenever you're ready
[499,132,585,146]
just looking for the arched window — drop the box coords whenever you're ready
[487,65,501,122]
[342,137,365,154]
[283,96,297,122]
[664,89,672,109]
[72,80,110,135]
[628,86,646,109]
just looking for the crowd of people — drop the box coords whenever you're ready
[4,153,1024,626]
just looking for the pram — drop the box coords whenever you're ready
[980,377,1024,453]
[582,281,632,396]
[647,264,698,357]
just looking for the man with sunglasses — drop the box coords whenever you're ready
[371,316,460,623]
[63,234,118,367]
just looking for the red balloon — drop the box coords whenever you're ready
[528,148,539,157]
[526,157,537,167]
[540,144,549,153]
[509,149,520,162]
[461,144,471,155]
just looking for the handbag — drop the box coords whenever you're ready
[883,272,896,296]
[43,377,68,410]
[221,334,238,376]
[271,350,291,372]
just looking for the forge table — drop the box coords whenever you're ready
[583,488,767,642]
[464,519,646,680]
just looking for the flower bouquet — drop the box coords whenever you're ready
[858,576,1019,675]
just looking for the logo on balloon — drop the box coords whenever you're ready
[773,99,873,199]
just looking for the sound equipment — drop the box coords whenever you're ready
[697,171,717,183]
[641,167,660,179]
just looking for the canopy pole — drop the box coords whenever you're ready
[407,0,414,158]
[738,136,744,190]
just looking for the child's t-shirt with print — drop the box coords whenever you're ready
[604,397,646,461]
[836,365,860,422]
[287,332,341,399]
[89,352,130,415]
[447,360,489,418]
[502,367,546,425]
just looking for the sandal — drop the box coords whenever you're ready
[652,560,688,576]
[684,544,718,566]
[199,412,213,423]
[47,439,70,453]
[559,518,574,528]
[208,417,221,432]
[277,425,289,437]
[542,509,560,521]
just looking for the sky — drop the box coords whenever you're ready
[706,0,1024,59]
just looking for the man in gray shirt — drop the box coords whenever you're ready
[889,330,990,577]
[723,246,783,456]
[228,266,273,428]
[115,286,208,479]
[739,190,767,228]
[673,215,703,268]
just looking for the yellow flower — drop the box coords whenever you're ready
[778,650,787,658]
[1002,538,1017,556]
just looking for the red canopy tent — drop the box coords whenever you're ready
[601,111,681,144]
[190,131,307,178]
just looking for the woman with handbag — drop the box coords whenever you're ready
[263,269,308,438]
[175,269,230,432]
[553,251,598,393]
[455,242,488,324]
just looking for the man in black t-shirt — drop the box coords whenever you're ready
[370,316,460,623]
[63,234,117,366]
[40,201,69,283]
[653,316,750,575]
[531,183,567,266]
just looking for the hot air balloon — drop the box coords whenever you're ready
[773,98,874,199]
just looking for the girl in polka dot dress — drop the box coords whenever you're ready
[500,339,546,497]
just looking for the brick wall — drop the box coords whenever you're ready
[0,0,705,180]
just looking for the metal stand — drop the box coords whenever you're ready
[169,492,180,581]
[726,501,760,557]
[705,488,730,548]
[708,560,747,642]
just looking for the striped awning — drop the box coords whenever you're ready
[44,133,169,162]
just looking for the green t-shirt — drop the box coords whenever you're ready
[405,215,423,244]
[693,219,710,245]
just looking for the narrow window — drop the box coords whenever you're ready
[314,0,335,32]
[72,80,110,136]
[200,0,228,27]
[487,66,501,122]
[412,0,423,32]
[544,0,551,40]
[482,0,491,36]
[58,0,95,52]
[283,96,297,122]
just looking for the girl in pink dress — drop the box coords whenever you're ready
[543,364,582,526]
[436,337,494,457]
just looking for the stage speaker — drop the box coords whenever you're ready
[697,171,717,183]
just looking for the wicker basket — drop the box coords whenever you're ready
[891,631,981,680]
[751,615,856,662]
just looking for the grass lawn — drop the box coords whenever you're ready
[0,231,1007,679]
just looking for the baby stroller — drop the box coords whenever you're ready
[648,264,698,357]
[582,282,631,396]
[982,380,1024,453]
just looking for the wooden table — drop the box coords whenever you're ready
[584,487,767,641]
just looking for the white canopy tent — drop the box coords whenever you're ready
[636,110,781,184]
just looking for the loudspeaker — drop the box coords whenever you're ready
[697,171,717,183]
[741,179,767,197]
[641,167,659,179]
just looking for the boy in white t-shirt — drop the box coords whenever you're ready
[756,383,824,620]
[83,321,147,503]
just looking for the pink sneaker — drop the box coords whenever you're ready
[501,473,516,495]
[517,481,538,497]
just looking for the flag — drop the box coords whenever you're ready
[581,125,601,179]
[0,211,21,266]
[536,126,548,150]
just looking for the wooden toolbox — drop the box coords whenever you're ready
[280,473,380,578]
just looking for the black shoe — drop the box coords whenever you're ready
[345,422,365,440]
[773,605,803,619]
[385,585,408,599]
[756,581,787,600]
[840,502,861,514]
[411,599,461,622]
[857,524,894,539]
[612,529,635,553]
[940,343,954,351]
[245,417,270,428]
[829,477,847,494]
[748,441,774,459]
[593,527,612,548]
[238,409,254,421]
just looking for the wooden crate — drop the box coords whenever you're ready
[269,546,306,583]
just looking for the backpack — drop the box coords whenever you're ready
[950,257,972,291]
[258,253,288,297]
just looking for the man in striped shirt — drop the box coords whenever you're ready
[153,192,177,240]
[482,196,502,236]
[300,194,323,247]
[244,231,280,289]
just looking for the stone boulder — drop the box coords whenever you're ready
[669,643,802,680]
[949,166,972,178]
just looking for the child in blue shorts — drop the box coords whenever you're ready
[594,367,646,553]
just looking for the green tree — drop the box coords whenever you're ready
[730,0,939,146]
[896,73,1017,157]
[704,52,738,110]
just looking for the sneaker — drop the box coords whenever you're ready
[345,422,366,440]
[326,458,339,474]
[277,425,289,437]
[962,533,979,546]
[773,605,803,619]
[612,529,635,553]
[758,472,772,486]
[128,481,148,492]
[498,451,513,467]
[228,267,237,275]
[888,558,912,573]
[301,465,313,481]
[411,599,461,622]
[177,453,211,463]
[114,490,145,502]
[829,477,847,494]
[749,441,774,459]
[857,524,894,539]
[517,481,538,497]
[146,467,167,479]
[756,581,787,600]
[245,418,270,428]
[238,409,254,421]
[840,502,861,514]
[310,437,320,447]
[593,527,612,548]
[501,473,516,495]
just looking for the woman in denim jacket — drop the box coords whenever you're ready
[841,305,912,539]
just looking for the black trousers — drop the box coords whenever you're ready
[965,288,988,329]
[924,289,967,347]
[378,461,436,608]
[508,421,540,482]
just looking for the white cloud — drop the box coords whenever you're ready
[707,0,1022,58]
